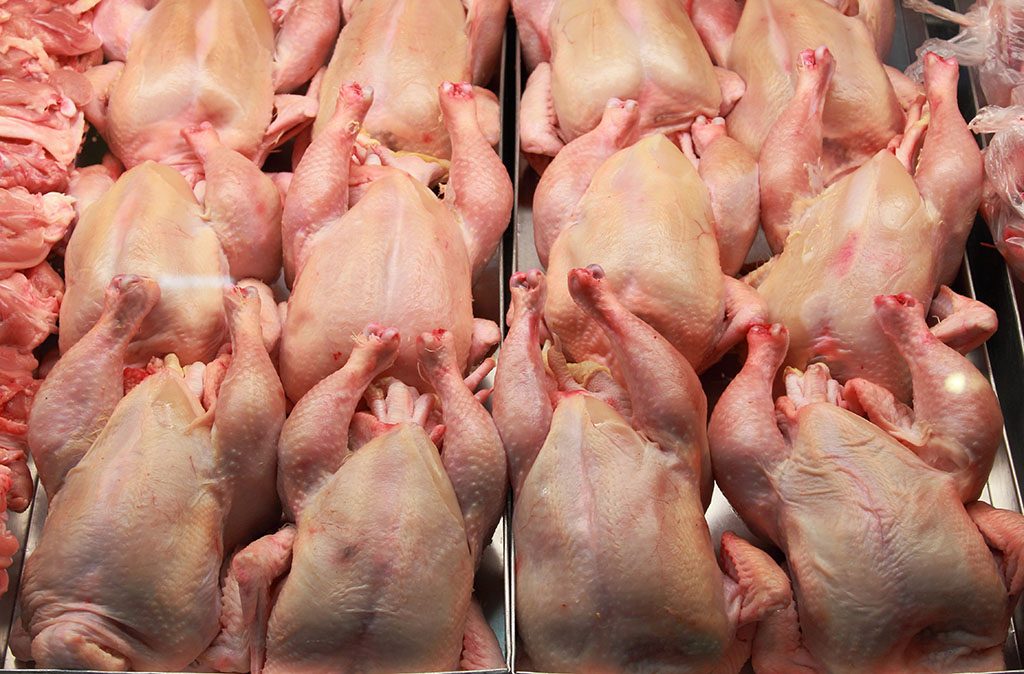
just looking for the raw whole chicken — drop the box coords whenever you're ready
[493,267,793,673]
[201,327,507,673]
[688,0,895,64]
[19,276,285,671]
[279,82,511,400]
[748,49,994,401]
[312,0,507,162]
[534,99,763,373]
[722,0,905,180]
[84,0,319,183]
[971,105,1024,281]
[60,128,282,365]
[824,0,896,59]
[709,299,1024,673]
[93,0,337,92]
[514,0,744,164]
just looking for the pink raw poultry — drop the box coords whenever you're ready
[748,49,994,400]
[19,277,285,670]
[494,267,794,673]
[84,0,320,184]
[311,0,507,162]
[710,299,1023,672]
[203,328,507,673]
[514,0,744,166]
[534,101,763,374]
[279,82,511,400]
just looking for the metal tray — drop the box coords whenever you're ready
[508,2,1024,672]
[0,14,520,674]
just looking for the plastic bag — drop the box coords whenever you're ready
[971,105,1024,279]
[905,0,1024,106]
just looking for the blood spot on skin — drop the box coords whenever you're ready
[332,351,343,362]
[833,233,859,276]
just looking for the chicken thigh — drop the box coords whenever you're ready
[534,99,763,373]
[60,129,282,365]
[749,49,993,400]
[312,0,507,161]
[280,82,510,400]
[85,0,318,183]
[197,327,506,673]
[709,298,1023,673]
[515,0,743,165]
[494,267,793,673]
[20,276,285,671]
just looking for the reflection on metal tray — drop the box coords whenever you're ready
[509,1,1024,673]
[0,16,520,674]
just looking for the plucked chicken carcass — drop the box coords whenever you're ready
[312,0,507,164]
[710,298,1024,673]
[279,82,511,400]
[714,0,909,180]
[201,327,506,673]
[533,99,762,373]
[84,0,320,184]
[93,0,337,92]
[19,276,285,671]
[60,130,283,366]
[514,0,745,165]
[691,0,896,64]
[747,49,994,401]
[494,267,793,672]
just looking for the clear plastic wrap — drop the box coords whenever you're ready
[972,105,1024,280]
[905,0,1024,106]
